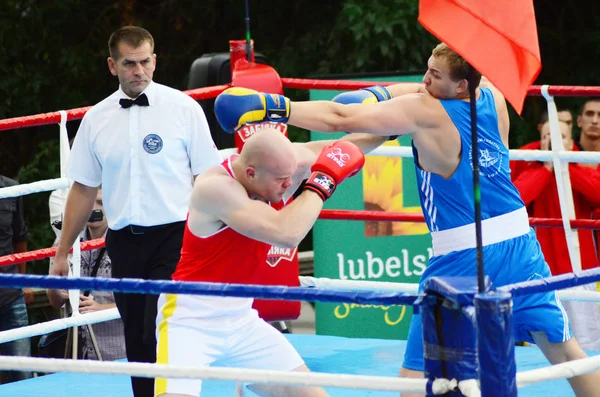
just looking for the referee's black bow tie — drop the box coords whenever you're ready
[119,93,149,108]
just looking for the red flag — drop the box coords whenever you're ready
[419,0,541,113]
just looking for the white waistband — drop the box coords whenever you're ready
[430,207,530,256]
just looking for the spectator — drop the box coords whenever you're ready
[512,120,600,273]
[511,119,600,350]
[575,99,600,257]
[510,108,573,178]
[47,188,126,361]
[577,98,600,153]
[0,175,32,383]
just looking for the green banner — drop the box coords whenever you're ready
[310,74,432,340]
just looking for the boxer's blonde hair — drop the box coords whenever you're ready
[108,26,155,60]
[432,43,482,88]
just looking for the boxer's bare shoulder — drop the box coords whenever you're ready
[188,165,245,237]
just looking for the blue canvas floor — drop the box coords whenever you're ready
[1,334,597,396]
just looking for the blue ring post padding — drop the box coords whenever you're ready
[422,277,482,396]
[475,291,517,397]
[499,267,600,297]
[422,295,478,396]
[0,274,419,306]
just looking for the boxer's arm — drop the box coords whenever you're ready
[386,83,426,97]
[196,176,322,249]
[288,94,421,137]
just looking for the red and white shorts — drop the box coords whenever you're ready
[154,293,304,397]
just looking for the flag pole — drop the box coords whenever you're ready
[469,68,485,293]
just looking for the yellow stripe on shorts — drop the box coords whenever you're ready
[155,294,178,397]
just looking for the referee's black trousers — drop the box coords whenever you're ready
[106,222,185,397]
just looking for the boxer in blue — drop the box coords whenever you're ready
[214,43,600,396]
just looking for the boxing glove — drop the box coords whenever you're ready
[332,86,398,140]
[214,87,290,133]
[332,85,392,105]
[304,141,365,202]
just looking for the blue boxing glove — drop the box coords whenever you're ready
[332,85,392,105]
[332,85,397,140]
[214,87,290,133]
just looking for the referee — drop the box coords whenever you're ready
[52,26,221,397]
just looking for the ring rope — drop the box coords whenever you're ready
[0,238,105,267]
[499,267,600,297]
[0,355,452,394]
[0,274,419,306]
[0,308,119,344]
[299,276,600,302]
[2,274,599,346]
[0,85,230,132]
[279,79,600,97]
[516,355,600,388]
[0,177,68,199]
[0,346,597,393]
[2,209,600,268]
[1,146,598,200]
[319,210,600,230]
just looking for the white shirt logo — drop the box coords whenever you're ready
[469,138,503,178]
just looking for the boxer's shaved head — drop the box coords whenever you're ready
[240,128,295,171]
[237,128,297,203]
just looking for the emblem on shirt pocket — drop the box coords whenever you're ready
[143,134,163,154]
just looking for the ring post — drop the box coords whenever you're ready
[475,291,517,396]
[420,277,486,396]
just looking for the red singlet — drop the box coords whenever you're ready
[172,155,272,284]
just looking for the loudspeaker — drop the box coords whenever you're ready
[187,52,269,150]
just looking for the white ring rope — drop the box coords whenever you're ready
[0,355,457,394]
[0,148,599,200]
[0,177,69,199]
[0,308,119,344]
[2,345,599,394]
[516,354,600,388]
[300,276,419,293]
[368,146,600,163]
[542,85,582,272]
[299,276,600,302]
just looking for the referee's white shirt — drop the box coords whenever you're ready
[67,81,221,230]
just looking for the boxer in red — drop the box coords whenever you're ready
[155,128,386,397]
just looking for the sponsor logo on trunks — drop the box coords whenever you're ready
[468,138,503,177]
[326,147,350,167]
[266,246,298,267]
[142,133,163,154]
[237,122,288,142]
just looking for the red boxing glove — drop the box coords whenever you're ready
[304,141,365,201]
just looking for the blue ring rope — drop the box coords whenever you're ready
[0,274,419,306]
[498,267,600,297]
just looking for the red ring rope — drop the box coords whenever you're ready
[2,82,600,132]
[280,78,600,96]
[0,238,105,267]
[320,210,600,230]
[1,211,599,268]
[0,85,230,132]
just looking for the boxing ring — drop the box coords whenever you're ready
[0,76,600,397]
